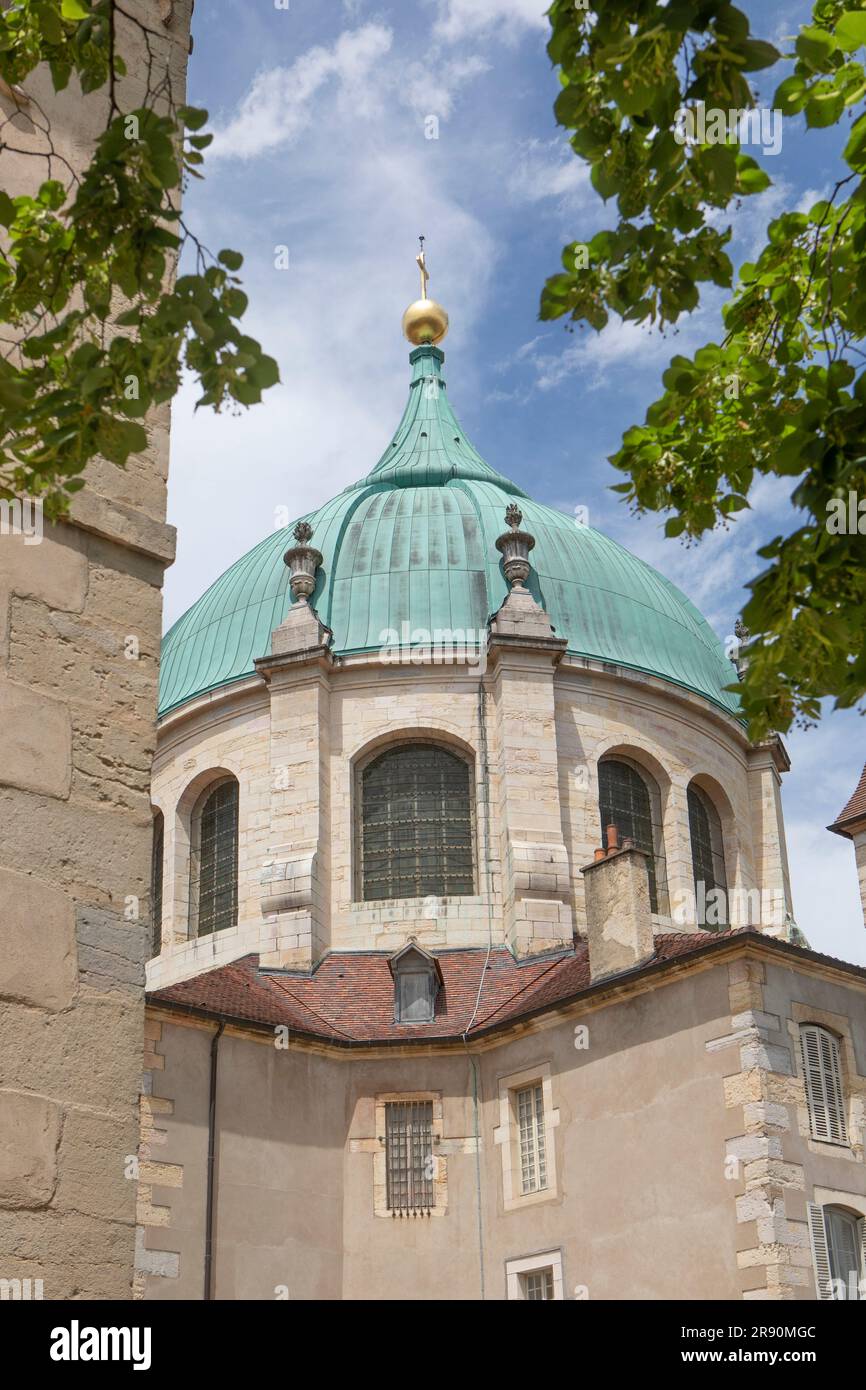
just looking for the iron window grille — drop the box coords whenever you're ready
[687,784,728,927]
[598,758,668,914]
[190,778,239,937]
[517,1083,548,1195]
[360,744,474,902]
[385,1100,435,1214]
[150,811,164,957]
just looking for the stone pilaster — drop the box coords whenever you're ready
[854,829,866,930]
[747,737,794,931]
[134,1017,181,1298]
[255,627,333,972]
[711,960,813,1300]
[487,585,572,959]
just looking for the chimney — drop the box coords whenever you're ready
[581,826,654,982]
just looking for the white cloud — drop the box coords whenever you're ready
[506,138,590,205]
[527,308,717,394]
[595,472,796,635]
[209,24,393,161]
[434,0,549,43]
[167,61,497,628]
[401,55,490,120]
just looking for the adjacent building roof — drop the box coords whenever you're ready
[146,929,866,1047]
[828,762,866,838]
[158,345,741,720]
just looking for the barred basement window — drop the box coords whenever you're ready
[800,1024,848,1144]
[190,777,239,937]
[360,743,474,901]
[385,1100,434,1214]
[517,1083,547,1195]
[598,758,668,913]
[687,783,728,928]
[151,810,164,957]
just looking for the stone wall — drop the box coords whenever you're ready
[0,2,192,1299]
[149,647,790,989]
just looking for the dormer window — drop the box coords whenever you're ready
[389,941,442,1024]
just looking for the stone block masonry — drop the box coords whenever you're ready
[0,1,193,1299]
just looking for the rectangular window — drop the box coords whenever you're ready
[517,1083,547,1195]
[800,1025,848,1144]
[385,1101,434,1213]
[523,1268,554,1301]
[506,1251,564,1300]
[395,970,435,1023]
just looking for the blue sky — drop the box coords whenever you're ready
[165,0,866,963]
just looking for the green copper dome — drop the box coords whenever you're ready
[159,346,740,718]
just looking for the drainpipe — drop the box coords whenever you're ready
[204,1019,225,1301]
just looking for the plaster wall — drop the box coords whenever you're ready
[136,955,861,1300]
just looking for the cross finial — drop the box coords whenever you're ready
[416,235,430,300]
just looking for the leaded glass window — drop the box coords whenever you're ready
[687,783,728,927]
[151,810,164,957]
[598,758,667,913]
[385,1100,434,1213]
[191,778,239,937]
[360,744,473,901]
[517,1082,547,1195]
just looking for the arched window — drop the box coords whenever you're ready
[687,783,728,928]
[151,810,164,957]
[800,1024,848,1144]
[597,758,667,914]
[359,743,474,902]
[808,1203,865,1300]
[190,777,239,936]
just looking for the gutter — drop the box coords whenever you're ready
[204,1018,225,1301]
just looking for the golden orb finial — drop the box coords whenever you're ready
[402,235,449,345]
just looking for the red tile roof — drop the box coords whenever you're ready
[148,930,765,1045]
[828,762,866,838]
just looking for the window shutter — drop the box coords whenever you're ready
[800,1025,847,1144]
[807,1204,834,1300]
[859,1218,866,1298]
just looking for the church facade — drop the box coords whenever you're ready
[138,287,866,1301]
